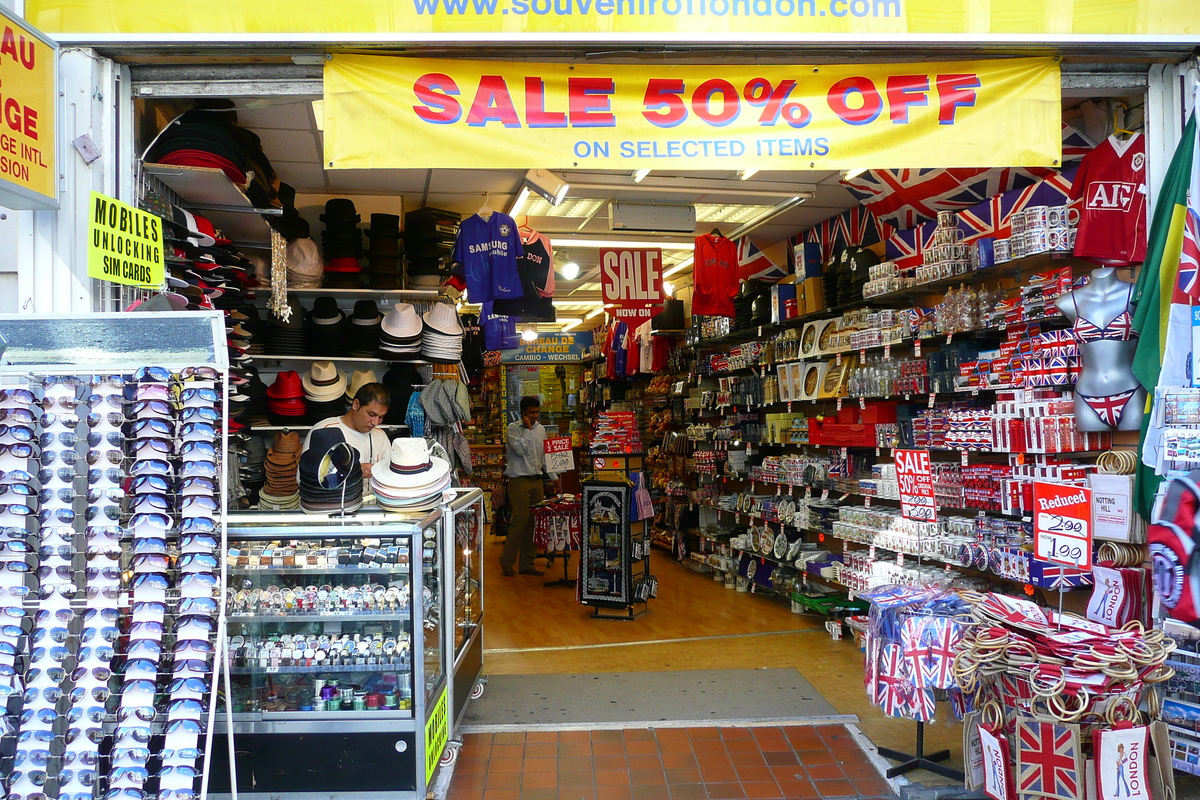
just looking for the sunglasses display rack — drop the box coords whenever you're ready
[0,312,230,800]
[0,367,226,800]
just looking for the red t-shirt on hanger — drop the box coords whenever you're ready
[692,233,738,318]
[1069,133,1147,266]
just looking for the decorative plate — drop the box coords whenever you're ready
[773,532,788,559]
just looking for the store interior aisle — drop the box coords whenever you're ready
[478,537,964,782]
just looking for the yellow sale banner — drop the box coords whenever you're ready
[325,55,1061,171]
[25,0,1200,40]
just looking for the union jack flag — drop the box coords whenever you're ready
[805,217,842,264]
[885,221,938,270]
[735,236,787,282]
[842,167,1051,230]
[956,183,1040,244]
[1016,719,1082,800]
[1061,120,1097,163]
[1178,205,1200,301]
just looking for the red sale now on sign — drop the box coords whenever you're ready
[600,248,663,320]
[1032,481,1092,570]
[894,449,936,522]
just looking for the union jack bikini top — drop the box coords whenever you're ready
[1071,285,1135,343]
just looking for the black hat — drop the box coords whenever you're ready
[321,198,361,222]
[367,214,402,237]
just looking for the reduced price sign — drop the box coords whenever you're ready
[543,436,575,474]
[1033,481,1093,570]
[894,449,936,522]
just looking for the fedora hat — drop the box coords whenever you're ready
[351,300,381,326]
[302,361,348,400]
[422,304,463,337]
[381,303,423,340]
[266,371,305,399]
[310,296,345,325]
[345,370,378,400]
[271,431,302,454]
[371,438,451,490]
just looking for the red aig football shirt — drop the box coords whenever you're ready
[1070,134,1147,266]
[692,234,738,318]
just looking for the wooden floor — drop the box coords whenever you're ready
[479,536,964,782]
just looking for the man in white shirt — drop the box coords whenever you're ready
[500,396,559,577]
[304,384,391,480]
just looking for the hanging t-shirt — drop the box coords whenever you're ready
[652,336,672,373]
[636,320,654,374]
[481,302,519,351]
[460,313,485,373]
[1069,134,1147,266]
[492,229,556,321]
[692,233,738,317]
[450,212,524,303]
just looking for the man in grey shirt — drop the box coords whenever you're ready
[501,396,560,577]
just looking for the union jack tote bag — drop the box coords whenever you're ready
[1015,716,1084,800]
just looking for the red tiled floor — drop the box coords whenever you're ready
[446,724,895,800]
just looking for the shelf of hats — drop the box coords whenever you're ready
[140,157,479,515]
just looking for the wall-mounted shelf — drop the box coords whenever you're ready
[143,162,277,248]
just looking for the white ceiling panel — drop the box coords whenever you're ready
[256,129,321,167]
[235,99,315,131]
[272,161,328,194]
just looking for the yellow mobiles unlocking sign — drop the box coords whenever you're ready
[23,0,1200,39]
[325,55,1061,171]
[0,10,56,210]
[87,192,165,288]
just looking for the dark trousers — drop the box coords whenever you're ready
[501,475,544,571]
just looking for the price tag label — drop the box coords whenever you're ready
[894,449,937,522]
[859,397,866,410]
[1033,481,1093,570]
[864,496,872,508]
[876,447,881,457]
[805,486,812,499]
[836,352,843,366]
[266,665,279,674]
[884,345,892,360]
[971,387,980,396]
[836,397,843,411]
[869,546,876,559]
[758,326,763,337]
[776,483,781,496]
[947,333,954,344]
[841,447,849,459]
[821,488,830,501]
[896,552,905,566]
[961,450,969,465]
[928,393,936,409]
[859,349,867,363]
[904,394,911,401]
[914,340,922,357]
[842,539,849,552]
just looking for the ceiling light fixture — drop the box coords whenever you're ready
[507,185,532,216]
[548,238,695,250]
[633,168,651,183]
[560,253,581,280]
[739,169,759,180]
[585,305,611,319]
[521,323,539,342]
[663,280,675,296]
[524,168,570,206]
[843,168,869,181]
[558,317,583,331]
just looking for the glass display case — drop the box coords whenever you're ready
[445,488,485,731]
[210,512,447,800]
